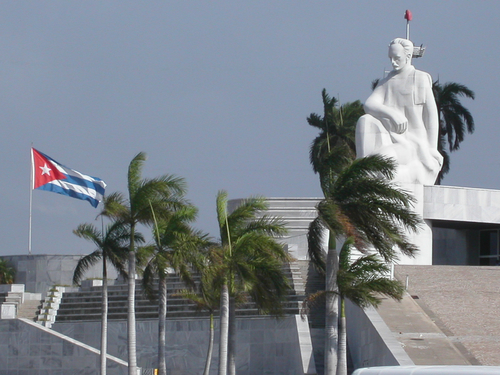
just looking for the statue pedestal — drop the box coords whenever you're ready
[397,183,433,265]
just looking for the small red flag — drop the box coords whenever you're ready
[405,10,413,21]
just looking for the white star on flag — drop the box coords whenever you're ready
[39,163,52,176]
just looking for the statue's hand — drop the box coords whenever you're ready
[391,113,408,134]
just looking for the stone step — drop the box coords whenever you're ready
[16,300,42,320]
[58,296,303,311]
[55,305,303,322]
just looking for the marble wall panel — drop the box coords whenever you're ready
[0,319,127,375]
[1,255,121,297]
[53,316,314,375]
[424,186,500,224]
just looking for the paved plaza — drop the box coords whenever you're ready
[377,265,500,366]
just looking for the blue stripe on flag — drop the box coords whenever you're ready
[59,172,106,196]
[37,181,102,208]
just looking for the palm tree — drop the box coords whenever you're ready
[213,190,291,375]
[72,221,133,375]
[433,81,475,184]
[0,258,15,284]
[102,152,187,375]
[302,237,405,375]
[307,92,364,375]
[307,152,421,375]
[141,204,207,375]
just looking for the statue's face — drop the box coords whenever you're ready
[388,44,409,71]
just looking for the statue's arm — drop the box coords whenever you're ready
[363,84,408,134]
[422,78,439,148]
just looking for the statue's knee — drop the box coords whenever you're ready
[356,115,378,134]
[356,114,370,128]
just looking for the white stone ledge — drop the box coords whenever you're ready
[424,185,500,224]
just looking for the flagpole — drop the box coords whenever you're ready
[29,146,33,255]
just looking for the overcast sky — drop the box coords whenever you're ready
[1,1,497,257]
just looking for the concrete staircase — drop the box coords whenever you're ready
[17,299,42,320]
[0,284,42,320]
[55,263,306,322]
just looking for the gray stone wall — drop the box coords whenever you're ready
[54,316,315,375]
[0,318,128,375]
[346,300,413,369]
[1,255,119,297]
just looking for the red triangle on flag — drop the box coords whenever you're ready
[32,148,67,189]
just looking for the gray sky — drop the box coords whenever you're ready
[1,1,496,257]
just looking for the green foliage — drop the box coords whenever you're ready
[141,205,210,301]
[307,89,364,191]
[72,221,134,285]
[309,154,421,264]
[302,238,404,314]
[102,152,188,240]
[337,238,404,308]
[211,190,291,315]
[433,81,475,184]
[0,258,15,284]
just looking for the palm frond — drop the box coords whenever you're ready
[127,152,147,198]
[73,251,102,285]
[337,239,404,308]
[216,190,229,243]
[433,80,475,180]
[307,217,327,274]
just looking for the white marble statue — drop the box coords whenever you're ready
[356,38,442,185]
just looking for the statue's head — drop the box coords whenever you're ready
[388,38,413,71]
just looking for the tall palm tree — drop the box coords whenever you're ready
[102,152,187,375]
[433,81,475,184]
[307,152,421,375]
[73,221,133,375]
[213,190,291,375]
[141,204,207,375]
[302,237,405,375]
[0,258,15,284]
[307,93,364,375]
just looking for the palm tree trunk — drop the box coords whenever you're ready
[336,297,347,375]
[218,282,229,375]
[227,297,236,375]
[203,312,215,375]
[158,274,167,375]
[324,233,339,375]
[101,258,108,375]
[128,227,137,375]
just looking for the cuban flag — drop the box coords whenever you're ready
[31,148,106,208]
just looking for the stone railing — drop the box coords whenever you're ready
[37,286,65,328]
